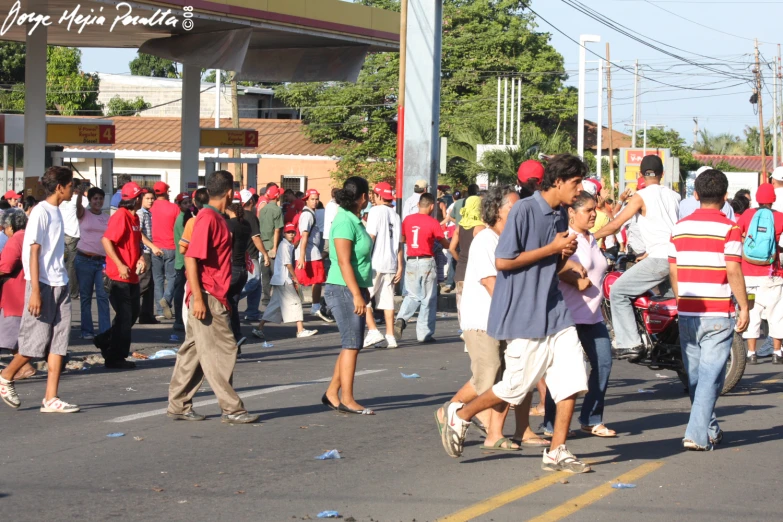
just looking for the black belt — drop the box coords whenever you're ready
[77,251,105,261]
[407,255,433,260]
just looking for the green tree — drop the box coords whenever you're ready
[693,129,746,155]
[275,0,577,183]
[106,96,151,116]
[742,125,773,156]
[0,42,26,84]
[129,52,179,78]
[636,126,698,181]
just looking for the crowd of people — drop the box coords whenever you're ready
[0,153,776,472]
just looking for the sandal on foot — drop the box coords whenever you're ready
[338,403,375,415]
[529,405,545,417]
[435,408,445,435]
[581,424,617,437]
[321,393,339,412]
[480,437,520,452]
[518,436,550,447]
[471,418,488,436]
[543,428,577,438]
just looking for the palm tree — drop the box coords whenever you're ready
[446,121,497,186]
[693,129,746,155]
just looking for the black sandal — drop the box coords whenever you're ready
[321,393,339,411]
[338,403,375,415]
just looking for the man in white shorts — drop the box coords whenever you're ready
[363,182,403,348]
[438,154,590,473]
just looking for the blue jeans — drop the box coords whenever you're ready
[152,248,176,314]
[396,257,438,341]
[609,257,670,349]
[679,315,734,448]
[543,322,613,431]
[324,284,369,349]
[242,257,262,321]
[74,254,111,336]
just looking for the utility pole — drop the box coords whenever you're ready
[632,59,639,148]
[395,0,408,215]
[231,72,240,185]
[596,58,603,179]
[214,69,221,165]
[774,56,779,170]
[606,43,615,194]
[756,39,768,182]
[693,117,699,149]
[578,34,601,159]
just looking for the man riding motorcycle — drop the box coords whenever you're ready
[593,155,681,360]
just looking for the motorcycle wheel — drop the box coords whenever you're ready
[677,332,747,395]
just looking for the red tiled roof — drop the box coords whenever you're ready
[584,120,632,151]
[71,117,332,157]
[693,154,777,172]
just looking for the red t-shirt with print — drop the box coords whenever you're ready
[185,206,232,306]
[401,213,444,257]
[104,208,142,284]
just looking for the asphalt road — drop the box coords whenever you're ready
[1,305,782,522]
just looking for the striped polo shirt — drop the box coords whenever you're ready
[668,208,742,317]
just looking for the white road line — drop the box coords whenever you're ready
[107,369,387,423]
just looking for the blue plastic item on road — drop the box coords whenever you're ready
[106,433,125,438]
[401,373,420,379]
[149,349,178,360]
[612,483,637,489]
[315,449,341,460]
[316,511,340,519]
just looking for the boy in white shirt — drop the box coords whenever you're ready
[252,224,317,340]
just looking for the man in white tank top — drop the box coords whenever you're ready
[594,155,681,359]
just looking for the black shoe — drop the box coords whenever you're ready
[321,393,339,411]
[394,319,406,340]
[167,410,206,421]
[105,360,137,370]
[614,345,645,361]
[138,317,160,325]
[748,353,758,365]
[418,337,437,344]
[773,354,782,365]
[93,331,111,350]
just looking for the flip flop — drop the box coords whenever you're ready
[529,405,545,417]
[518,436,550,447]
[338,403,375,415]
[581,424,617,438]
[435,408,445,435]
[321,393,339,412]
[542,429,577,438]
[479,437,520,452]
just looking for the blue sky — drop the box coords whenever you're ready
[80,0,783,145]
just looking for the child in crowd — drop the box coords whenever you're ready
[253,223,317,341]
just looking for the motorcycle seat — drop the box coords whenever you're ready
[649,295,676,303]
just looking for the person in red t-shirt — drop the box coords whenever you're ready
[168,170,258,424]
[99,182,146,370]
[395,193,451,343]
[736,183,783,364]
[150,181,180,320]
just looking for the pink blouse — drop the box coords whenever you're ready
[78,210,110,256]
[558,229,609,325]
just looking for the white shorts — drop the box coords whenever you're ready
[368,271,396,311]
[743,279,783,339]
[262,283,304,324]
[492,326,588,405]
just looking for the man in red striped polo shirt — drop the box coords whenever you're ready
[668,169,749,451]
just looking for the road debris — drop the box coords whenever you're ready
[315,449,341,460]
[612,483,637,489]
[106,432,125,438]
[316,511,340,519]
[401,373,421,379]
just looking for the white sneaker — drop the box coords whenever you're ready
[80,333,94,340]
[464,343,468,353]
[363,329,385,348]
[297,329,318,338]
[541,444,590,473]
[385,334,398,348]
[40,397,80,413]
[0,375,20,409]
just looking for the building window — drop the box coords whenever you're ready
[114,174,160,190]
[281,176,306,193]
[276,113,292,120]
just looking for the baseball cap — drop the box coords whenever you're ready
[414,179,428,190]
[121,182,142,200]
[232,191,241,203]
[771,166,783,181]
[248,187,256,195]
[695,165,712,178]
[239,189,253,204]
[517,160,545,184]
[3,190,19,200]
[302,188,320,200]
[639,155,664,177]
[284,223,296,233]
[175,192,191,203]
[756,183,776,205]
[266,185,281,199]
[581,180,598,196]
[153,181,170,195]
[636,176,647,190]
[373,182,394,201]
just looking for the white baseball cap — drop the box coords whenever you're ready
[771,166,783,181]
[239,189,253,204]
[695,165,711,177]
[581,179,598,196]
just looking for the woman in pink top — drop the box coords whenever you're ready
[543,191,616,438]
[75,187,111,339]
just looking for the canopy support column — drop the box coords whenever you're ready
[180,64,201,191]
[24,26,47,181]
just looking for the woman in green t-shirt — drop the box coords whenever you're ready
[322,177,375,415]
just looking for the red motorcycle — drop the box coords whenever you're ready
[601,254,746,395]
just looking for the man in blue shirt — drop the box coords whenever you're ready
[437,154,591,474]
[110,174,132,214]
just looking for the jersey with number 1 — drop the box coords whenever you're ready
[401,213,444,257]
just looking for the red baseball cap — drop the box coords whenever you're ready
[3,190,19,200]
[636,177,646,190]
[266,185,281,199]
[175,192,191,203]
[248,187,256,195]
[233,191,241,202]
[284,223,296,233]
[518,160,544,184]
[121,182,142,200]
[586,178,602,195]
[302,188,320,200]
[373,182,394,200]
[756,183,776,205]
[153,181,170,195]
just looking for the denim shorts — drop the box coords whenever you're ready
[324,283,369,350]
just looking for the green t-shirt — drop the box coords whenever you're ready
[327,207,373,288]
[258,202,284,252]
[173,212,185,270]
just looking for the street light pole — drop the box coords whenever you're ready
[578,34,601,159]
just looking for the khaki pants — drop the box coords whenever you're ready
[168,294,246,415]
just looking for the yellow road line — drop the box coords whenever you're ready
[526,461,665,522]
[759,379,780,384]
[437,471,572,522]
